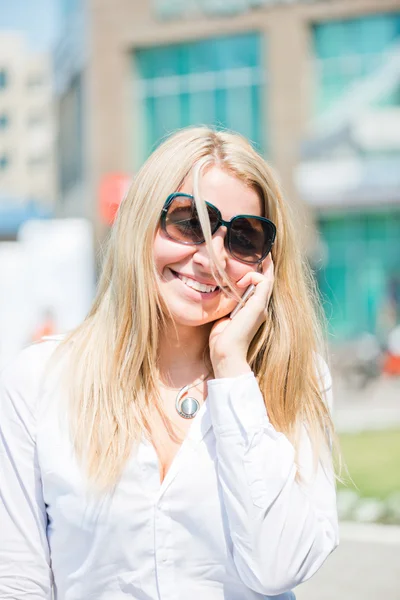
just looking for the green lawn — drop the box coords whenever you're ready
[337,429,400,499]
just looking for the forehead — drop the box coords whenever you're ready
[180,166,263,219]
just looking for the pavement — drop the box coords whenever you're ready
[293,375,400,599]
[294,522,400,600]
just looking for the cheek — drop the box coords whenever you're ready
[153,230,191,272]
[226,262,256,287]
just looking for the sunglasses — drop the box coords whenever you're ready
[160,193,276,264]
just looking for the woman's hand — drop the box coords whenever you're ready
[209,256,274,378]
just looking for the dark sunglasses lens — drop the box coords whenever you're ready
[165,196,203,243]
[165,196,219,244]
[230,217,275,263]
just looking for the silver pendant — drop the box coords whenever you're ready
[175,385,200,419]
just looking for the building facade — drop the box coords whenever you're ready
[0,33,56,237]
[55,0,400,341]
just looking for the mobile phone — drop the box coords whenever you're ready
[230,284,255,319]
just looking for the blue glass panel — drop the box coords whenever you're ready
[214,33,260,70]
[318,211,400,340]
[225,86,254,141]
[188,90,216,125]
[152,94,182,142]
[135,32,264,162]
[143,96,156,156]
[251,83,263,151]
[313,13,400,114]
[186,38,219,74]
[137,46,183,79]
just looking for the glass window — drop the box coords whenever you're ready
[317,211,400,340]
[135,33,265,163]
[312,13,400,340]
[313,13,400,115]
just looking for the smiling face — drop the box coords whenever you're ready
[153,166,264,327]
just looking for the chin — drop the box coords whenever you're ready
[170,309,217,328]
[167,300,232,327]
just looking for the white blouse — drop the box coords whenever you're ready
[0,339,338,600]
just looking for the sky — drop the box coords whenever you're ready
[0,0,60,53]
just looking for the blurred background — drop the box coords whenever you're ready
[0,0,399,597]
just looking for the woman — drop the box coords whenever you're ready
[0,127,338,599]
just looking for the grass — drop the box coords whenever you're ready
[337,429,400,499]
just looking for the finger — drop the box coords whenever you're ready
[237,269,273,296]
[236,270,264,288]
[249,279,273,309]
[233,275,273,321]
[236,272,264,289]
[229,285,270,333]
[245,269,274,310]
[236,256,274,288]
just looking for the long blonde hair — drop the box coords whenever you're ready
[59,127,335,489]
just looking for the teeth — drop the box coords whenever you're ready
[178,274,217,293]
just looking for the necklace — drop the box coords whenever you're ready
[160,372,211,419]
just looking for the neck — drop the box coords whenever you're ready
[157,321,213,388]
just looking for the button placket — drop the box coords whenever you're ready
[154,500,176,599]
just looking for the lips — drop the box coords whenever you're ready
[170,270,220,296]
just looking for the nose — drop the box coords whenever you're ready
[192,227,228,271]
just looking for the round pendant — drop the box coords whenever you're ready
[180,396,200,419]
[175,386,200,419]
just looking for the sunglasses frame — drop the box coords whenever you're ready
[161,192,276,264]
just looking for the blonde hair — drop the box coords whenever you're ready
[58,127,336,489]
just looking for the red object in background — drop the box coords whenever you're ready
[99,173,132,226]
[383,352,400,376]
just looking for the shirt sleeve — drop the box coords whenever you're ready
[207,362,338,596]
[0,345,53,599]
